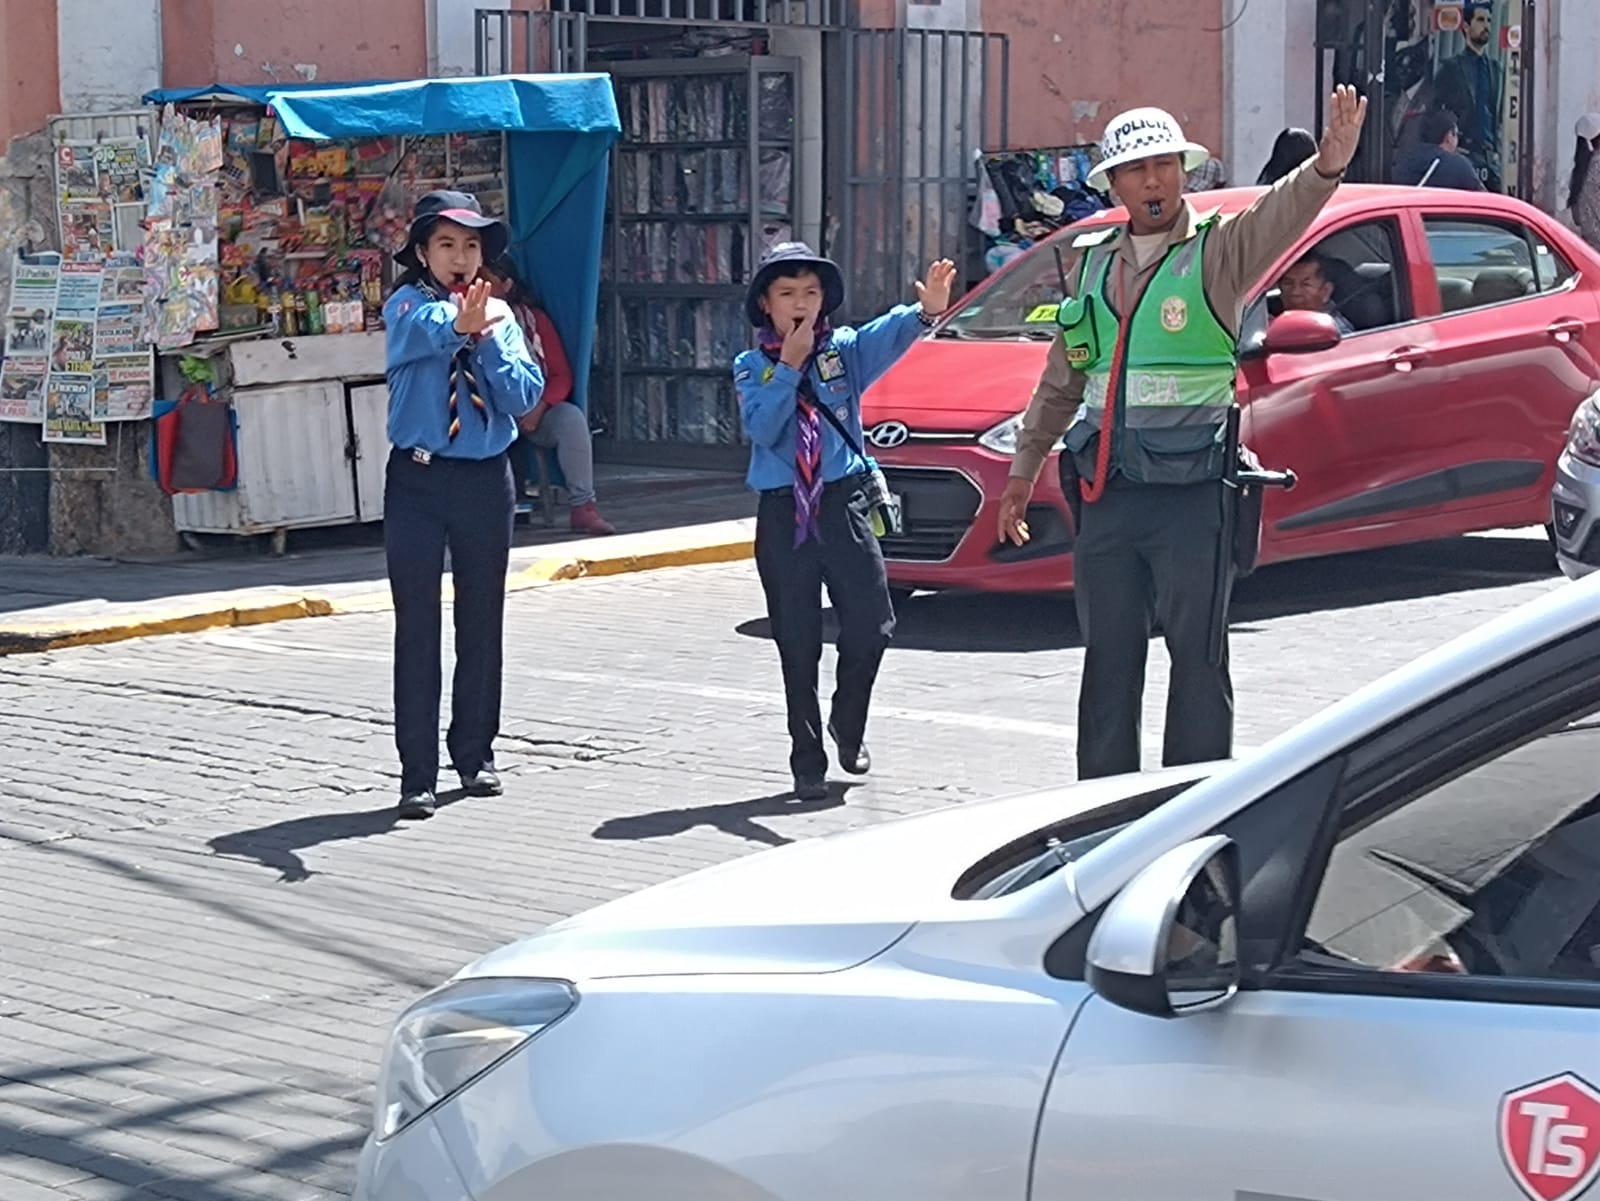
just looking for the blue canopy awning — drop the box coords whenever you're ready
[141,75,622,416]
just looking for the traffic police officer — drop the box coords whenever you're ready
[998,86,1368,779]
[383,191,544,818]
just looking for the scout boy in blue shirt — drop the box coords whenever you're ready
[734,243,955,800]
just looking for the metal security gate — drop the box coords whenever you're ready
[476,1,850,74]
[477,10,589,74]
[837,29,1008,324]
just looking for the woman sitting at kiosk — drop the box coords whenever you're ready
[482,256,615,536]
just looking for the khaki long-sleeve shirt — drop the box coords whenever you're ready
[1011,157,1343,484]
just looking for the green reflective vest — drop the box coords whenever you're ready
[1056,222,1236,486]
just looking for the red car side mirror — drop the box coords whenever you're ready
[1264,309,1342,355]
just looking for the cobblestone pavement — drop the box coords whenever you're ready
[0,530,1564,1199]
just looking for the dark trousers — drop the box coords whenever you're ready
[384,448,515,795]
[755,479,896,779]
[1072,477,1234,780]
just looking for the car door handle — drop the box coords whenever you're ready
[1386,346,1428,372]
[1548,318,1586,343]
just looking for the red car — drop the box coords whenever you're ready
[862,184,1600,595]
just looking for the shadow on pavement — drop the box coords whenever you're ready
[0,1067,365,1200]
[208,788,473,883]
[592,783,856,847]
[736,533,1559,654]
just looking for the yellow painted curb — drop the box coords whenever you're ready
[0,533,754,657]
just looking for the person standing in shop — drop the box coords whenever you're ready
[735,243,956,801]
[996,86,1368,780]
[383,191,544,819]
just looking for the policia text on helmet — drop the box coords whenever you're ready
[996,86,1367,781]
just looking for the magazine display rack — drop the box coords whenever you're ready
[595,55,799,466]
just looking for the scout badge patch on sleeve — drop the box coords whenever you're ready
[761,365,776,384]
[1160,295,1189,333]
[817,349,846,382]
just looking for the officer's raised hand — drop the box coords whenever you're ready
[1316,83,1368,177]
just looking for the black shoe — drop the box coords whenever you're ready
[828,723,871,776]
[458,768,503,797]
[398,790,437,820]
[793,774,828,802]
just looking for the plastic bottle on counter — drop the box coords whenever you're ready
[267,287,284,335]
[280,289,298,337]
[306,289,325,336]
[325,289,345,336]
[293,292,310,335]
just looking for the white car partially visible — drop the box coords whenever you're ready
[358,574,1600,1201]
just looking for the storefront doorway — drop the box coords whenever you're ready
[1314,0,1538,198]
[475,2,1007,469]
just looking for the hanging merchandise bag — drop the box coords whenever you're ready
[159,382,238,493]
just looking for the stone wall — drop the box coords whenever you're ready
[0,130,53,554]
[0,127,177,557]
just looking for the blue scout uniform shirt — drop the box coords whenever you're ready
[734,304,925,491]
[383,283,544,459]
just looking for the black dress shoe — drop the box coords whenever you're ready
[398,790,437,820]
[793,774,828,801]
[457,768,503,797]
[828,722,871,775]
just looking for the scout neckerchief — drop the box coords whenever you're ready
[758,318,835,547]
[416,275,489,442]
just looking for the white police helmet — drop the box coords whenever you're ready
[1087,108,1211,192]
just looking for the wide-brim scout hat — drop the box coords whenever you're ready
[746,242,846,327]
[1086,108,1212,193]
[395,190,509,271]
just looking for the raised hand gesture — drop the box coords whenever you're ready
[780,314,817,371]
[1316,84,1368,177]
[452,279,503,338]
[916,259,959,316]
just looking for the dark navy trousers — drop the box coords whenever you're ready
[755,479,896,779]
[384,447,515,796]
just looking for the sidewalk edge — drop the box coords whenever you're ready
[0,534,753,656]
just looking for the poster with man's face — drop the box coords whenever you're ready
[1424,0,1521,192]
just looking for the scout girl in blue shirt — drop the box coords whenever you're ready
[734,243,955,800]
[383,190,544,819]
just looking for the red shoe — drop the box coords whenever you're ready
[570,502,616,536]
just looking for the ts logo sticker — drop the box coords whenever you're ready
[1501,1074,1600,1201]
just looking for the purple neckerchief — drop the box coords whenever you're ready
[758,320,835,547]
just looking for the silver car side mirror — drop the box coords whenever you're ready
[1086,835,1242,1019]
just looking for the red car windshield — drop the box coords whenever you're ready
[937,228,1118,341]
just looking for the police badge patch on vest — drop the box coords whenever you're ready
[817,350,846,381]
[1160,296,1189,333]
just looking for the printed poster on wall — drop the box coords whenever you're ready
[44,373,105,444]
[55,138,150,259]
[0,254,58,421]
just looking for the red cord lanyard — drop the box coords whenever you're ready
[1081,252,1156,505]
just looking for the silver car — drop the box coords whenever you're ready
[1552,389,1600,578]
[357,575,1600,1201]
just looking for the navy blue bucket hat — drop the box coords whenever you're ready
[745,242,846,327]
[395,190,509,271]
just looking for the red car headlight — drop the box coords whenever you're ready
[1567,396,1600,469]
